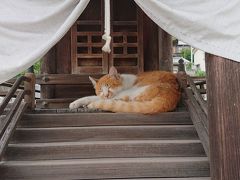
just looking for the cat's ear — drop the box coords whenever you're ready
[89,76,98,88]
[109,66,118,76]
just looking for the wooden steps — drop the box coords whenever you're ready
[20,111,192,128]
[5,140,205,160]
[1,157,209,179]
[113,178,210,180]
[0,111,210,179]
[12,125,198,143]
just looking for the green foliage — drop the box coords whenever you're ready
[185,61,206,77]
[181,48,191,61]
[185,62,193,71]
[195,69,206,77]
[33,60,42,75]
[17,60,42,77]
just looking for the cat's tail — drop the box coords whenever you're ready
[88,96,180,114]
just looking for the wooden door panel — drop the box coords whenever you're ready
[71,0,143,75]
[110,0,143,74]
[71,0,108,74]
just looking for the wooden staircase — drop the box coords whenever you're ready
[0,110,210,179]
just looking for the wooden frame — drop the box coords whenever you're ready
[206,54,240,180]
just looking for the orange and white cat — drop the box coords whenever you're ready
[69,67,180,114]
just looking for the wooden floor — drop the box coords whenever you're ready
[0,109,210,179]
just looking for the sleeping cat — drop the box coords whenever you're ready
[69,66,180,114]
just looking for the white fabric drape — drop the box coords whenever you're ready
[0,0,90,83]
[134,0,240,63]
[1,0,240,83]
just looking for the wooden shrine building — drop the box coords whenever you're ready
[39,0,172,108]
[0,0,239,180]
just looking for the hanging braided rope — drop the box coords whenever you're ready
[102,0,111,53]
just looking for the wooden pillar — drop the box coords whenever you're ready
[158,28,173,72]
[41,46,56,99]
[206,54,240,180]
[24,73,36,110]
[143,14,159,71]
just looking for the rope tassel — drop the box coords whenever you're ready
[102,0,111,53]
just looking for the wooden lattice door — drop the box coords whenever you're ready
[71,0,108,74]
[71,0,143,75]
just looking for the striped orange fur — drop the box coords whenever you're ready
[70,67,180,114]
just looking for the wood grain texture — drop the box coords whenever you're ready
[0,157,209,179]
[56,31,71,74]
[24,73,35,110]
[41,46,56,99]
[36,74,102,85]
[187,76,207,115]
[0,91,25,137]
[186,89,209,157]
[112,178,210,180]
[20,111,192,128]
[11,125,198,143]
[137,7,144,72]
[6,140,205,161]
[143,13,159,71]
[0,76,25,115]
[158,28,173,71]
[206,54,240,180]
[0,103,27,159]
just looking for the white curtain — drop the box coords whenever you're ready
[134,0,240,63]
[1,0,240,83]
[0,0,90,83]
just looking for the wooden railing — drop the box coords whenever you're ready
[176,60,209,157]
[185,76,209,157]
[36,74,102,109]
[0,78,40,98]
[0,73,35,159]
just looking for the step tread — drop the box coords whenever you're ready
[20,112,192,128]
[12,125,198,143]
[2,157,209,165]
[113,178,211,180]
[9,139,203,147]
[16,125,195,130]
[0,157,209,179]
[5,139,205,160]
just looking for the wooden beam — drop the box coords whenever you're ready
[158,28,173,72]
[24,73,36,110]
[206,54,240,180]
[142,13,159,71]
[36,74,102,85]
[41,46,56,99]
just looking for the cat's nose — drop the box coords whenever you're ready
[105,92,113,99]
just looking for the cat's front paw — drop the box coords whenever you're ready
[69,102,80,109]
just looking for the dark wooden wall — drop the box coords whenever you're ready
[143,14,159,71]
[206,54,240,180]
[143,14,172,72]
[41,46,56,99]
[158,29,172,71]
